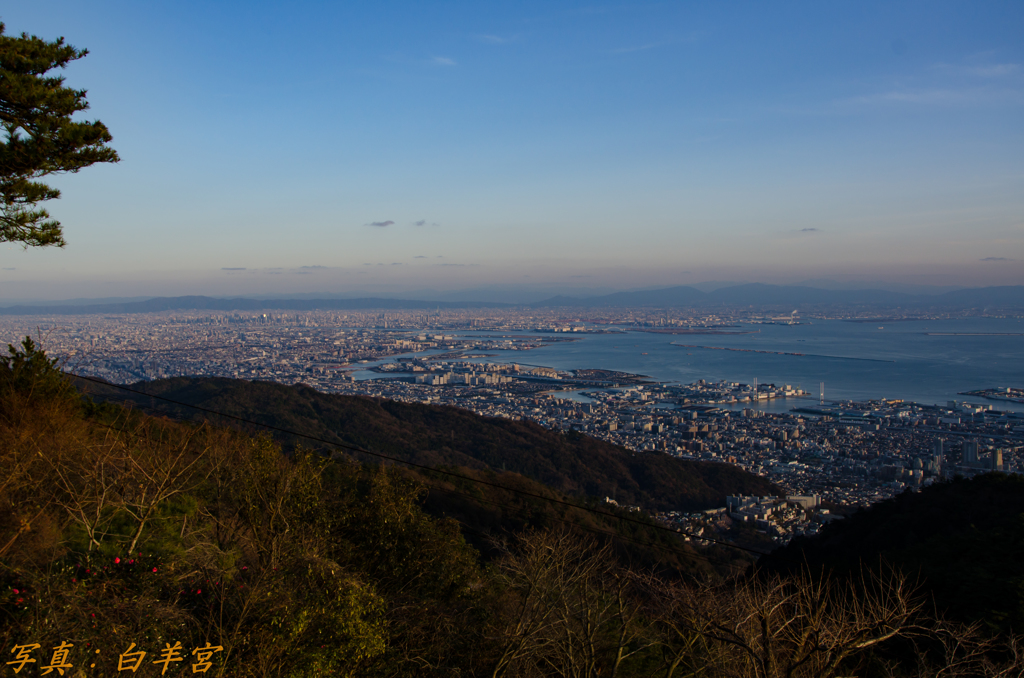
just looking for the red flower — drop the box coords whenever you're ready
[152,567,158,573]
[12,589,18,594]
[115,557,121,564]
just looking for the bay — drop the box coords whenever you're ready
[459,317,1024,412]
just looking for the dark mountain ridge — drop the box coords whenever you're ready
[77,375,779,513]
[757,473,1024,633]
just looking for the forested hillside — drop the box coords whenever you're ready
[76,375,780,512]
[2,342,1022,677]
[757,473,1024,634]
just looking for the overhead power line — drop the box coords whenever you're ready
[72,373,770,557]
[427,483,751,572]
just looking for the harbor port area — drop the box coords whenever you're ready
[959,387,1024,405]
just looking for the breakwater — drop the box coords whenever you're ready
[671,343,896,363]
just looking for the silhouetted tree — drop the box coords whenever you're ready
[0,22,119,247]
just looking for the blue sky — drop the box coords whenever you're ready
[2,1,1022,300]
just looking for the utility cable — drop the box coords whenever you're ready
[71,373,770,557]
[425,483,751,572]
[90,409,749,571]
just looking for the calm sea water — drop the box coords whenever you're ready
[455,318,1024,412]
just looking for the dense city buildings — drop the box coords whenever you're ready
[3,306,1021,545]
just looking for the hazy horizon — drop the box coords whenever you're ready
[0,278,1014,308]
[2,1,1022,299]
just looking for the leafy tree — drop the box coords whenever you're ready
[0,22,119,247]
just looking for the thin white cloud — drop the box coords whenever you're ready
[830,53,1024,112]
[839,86,1024,108]
[432,56,457,66]
[846,89,965,106]
[612,33,699,55]
[964,63,1019,78]
[612,43,662,54]
[474,34,512,44]
[934,61,1021,78]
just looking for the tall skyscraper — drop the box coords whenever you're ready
[962,439,979,465]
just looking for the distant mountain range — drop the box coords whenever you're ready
[531,283,1024,309]
[0,295,514,315]
[1,284,1022,315]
